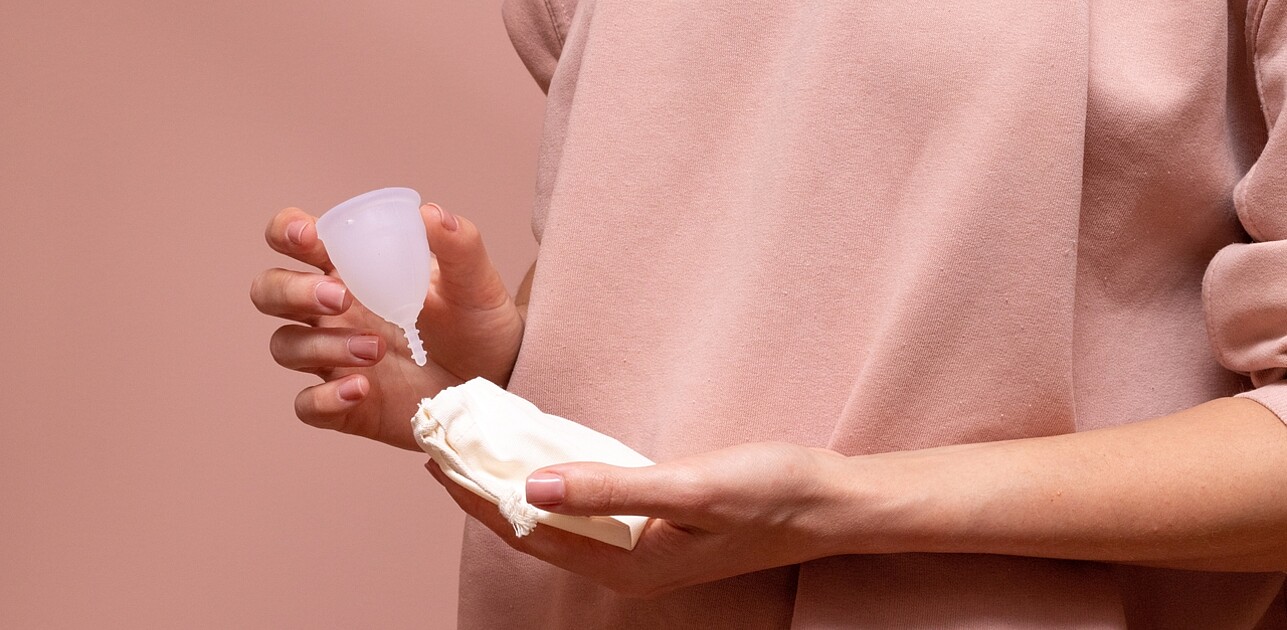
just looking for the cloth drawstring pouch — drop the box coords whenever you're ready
[412,377,654,550]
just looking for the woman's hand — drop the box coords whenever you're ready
[426,442,866,597]
[430,399,1287,582]
[251,203,524,450]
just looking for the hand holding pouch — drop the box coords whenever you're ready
[412,378,653,550]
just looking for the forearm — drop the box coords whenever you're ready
[839,397,1287,571]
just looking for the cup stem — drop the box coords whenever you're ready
[401,323,428,367]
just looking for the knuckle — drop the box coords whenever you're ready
[264,216,280,246]
[266,209,293,246]
[251,268,293,312]
[268,327,293,362]
[249,273,267,308]
[303,332,334,361]
[582,471,616,513]
[295,386,341,431]
[271,326,329,368]
[252,269,286,306]
[293,390,317,425]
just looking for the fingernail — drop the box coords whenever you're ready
[347,335,380,360]
[525,472,564,505]
[435,204,459,232]
[337,377,367,401]
[286,221,308,245]
[315,281,346,312]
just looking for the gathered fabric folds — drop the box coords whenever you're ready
[412,377,654,550]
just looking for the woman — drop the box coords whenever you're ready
[251,1,1287,627]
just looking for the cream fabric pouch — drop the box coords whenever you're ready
[412,377,653,550]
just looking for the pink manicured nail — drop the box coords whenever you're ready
[526,472,564,505]
[315,281,346,312]
[347,335,380,360]
[337,377,367,401]
[286,220,308,245]
[436,205,459,232]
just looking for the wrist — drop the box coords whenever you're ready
[821,448,967,557]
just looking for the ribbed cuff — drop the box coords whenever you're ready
[1235,381,1287,426]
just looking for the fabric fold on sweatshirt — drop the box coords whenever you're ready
[457,1,1287,627]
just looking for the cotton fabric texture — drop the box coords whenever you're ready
[458,1,1287,627]
[413,378,653,550]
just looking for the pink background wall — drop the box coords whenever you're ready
[0,1,544,627]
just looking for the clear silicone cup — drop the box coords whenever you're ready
[316,187,431,366]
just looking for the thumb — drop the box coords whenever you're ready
[422,203,510,310]
[525,462,701,523]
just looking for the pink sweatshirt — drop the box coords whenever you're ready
[462,1,1287,627]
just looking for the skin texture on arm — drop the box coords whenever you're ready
[844,397,1287,572]
[427,397,1287,597]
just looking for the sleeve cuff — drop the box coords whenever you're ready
[1235,382,1287,426]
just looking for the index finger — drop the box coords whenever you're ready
[265,207,334,272]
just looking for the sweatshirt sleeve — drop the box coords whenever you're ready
[1204,0,1287,423]
[501,0,579,93]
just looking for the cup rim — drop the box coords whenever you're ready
[317,187,421,231]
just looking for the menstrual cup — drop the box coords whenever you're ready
[316,187,430,366]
